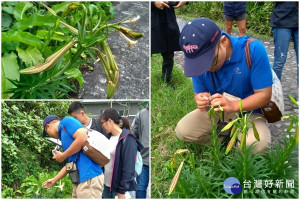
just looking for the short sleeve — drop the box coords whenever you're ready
[61,117,83,137]
[192,76,207,93]
[249,40,273,90]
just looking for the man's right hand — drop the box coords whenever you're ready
[194,92,211,111]
[42,178,56,189]
[154,1,170,10]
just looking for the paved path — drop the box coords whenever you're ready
[175,17,299,148]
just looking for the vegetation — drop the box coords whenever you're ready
[2,1,143,99]
[1,101,72,198]
[175,2,274,37]
[151,55,299,198]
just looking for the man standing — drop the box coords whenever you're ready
[131,104,150,198]
[68,102,109,138]
[270,2,299,81]
[176,18,272,153]
[42,115,104,198]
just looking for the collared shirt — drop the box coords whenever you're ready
[192,32,273,113]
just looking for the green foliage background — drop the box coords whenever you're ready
[1,101,72,198]
[176,2,274,37]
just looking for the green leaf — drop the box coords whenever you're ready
[16,46,44,67]
[51,2,70,14]
[287,119,294,133]
[36,30,67,42]
[251,122,260,141]
[288,94,298,106]
[13,2,33,20]
[13,15,57,31]
[2,13,13,30]
[2,6,15,14]
[64,68,84,87]
[2,30,43,48]
[1,52,20,99]
[239,99,243,114]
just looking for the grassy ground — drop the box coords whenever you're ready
[151,54,203,198]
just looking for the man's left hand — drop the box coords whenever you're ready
[52,150,66,163]
[210,93,236,113]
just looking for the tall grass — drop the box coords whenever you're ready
[151,54,202,197]
[175,1,274,37]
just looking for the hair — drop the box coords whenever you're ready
[68,102,85,114]
[99,108,130,129]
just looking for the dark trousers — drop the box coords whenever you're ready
[161,52,174,83]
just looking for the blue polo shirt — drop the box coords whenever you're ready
[192,33,273,113]
[58,117,103,184]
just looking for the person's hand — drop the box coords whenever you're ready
[194,92,210,111]
[210,93,236,113]
[42,178,56,189]
[173,1,187,9]
[52,150,65,163]
[154,1,170,10]
[117,193,126,199]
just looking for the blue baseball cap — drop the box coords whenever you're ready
[179,18,221,77]
[42,115,60,137]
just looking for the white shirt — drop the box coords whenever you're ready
[104,134,120,187]
[85,118,93,129]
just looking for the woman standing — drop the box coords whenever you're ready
[100,108,142,199]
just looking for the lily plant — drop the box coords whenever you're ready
[19,2,143,98]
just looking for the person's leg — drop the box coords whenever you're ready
[272,28,292,81]
[136,165,149,198]
[161,52,174,84]
[71,184,78,198]
[223,15,234,36]
[224,20,233,36]
[292,28,299,86]
[236,113,271,154]
[90,174,104,198]
[176,109,219,144]
[236,13,247,36]
[102,185,113,199]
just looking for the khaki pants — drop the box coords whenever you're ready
[72,174,104,199]
[175,109,271,153]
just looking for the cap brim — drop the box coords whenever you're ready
[184,46,216,77]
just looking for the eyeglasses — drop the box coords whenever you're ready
[100,120,107,126]
[211,41,220,68]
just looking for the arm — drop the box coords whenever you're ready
[210,86,272,113]
[173,1,187,9]
[53,128,88,162]
[131,114,140,139]
[42,166,68,189]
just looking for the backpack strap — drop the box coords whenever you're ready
[245,38,256,69]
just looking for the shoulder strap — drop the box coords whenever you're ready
[245,38,256,69]
[62,125,80,162]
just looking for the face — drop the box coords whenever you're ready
[70,110,85,124]
[45,121,58,138]
[208,37,227,72]
[100,118,113,133]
